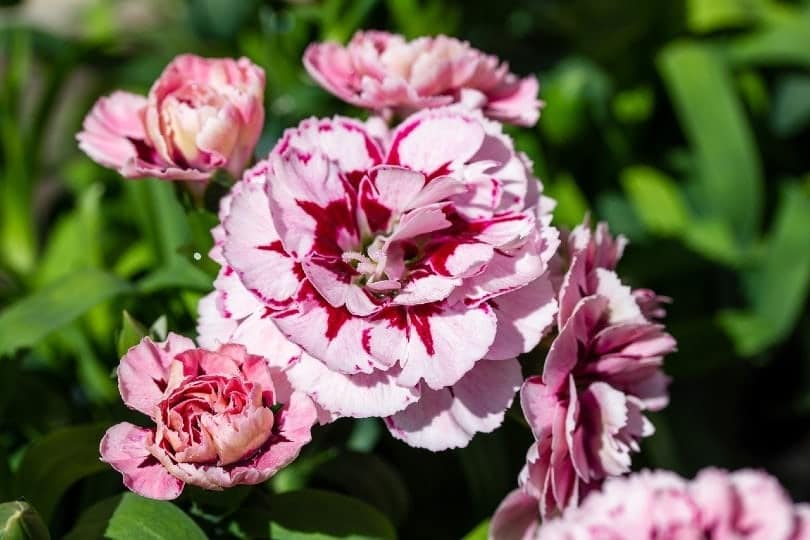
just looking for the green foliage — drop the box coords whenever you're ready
[0,271,132,356]
[658,41,763,246]
[266,489,396,540]
[620,166,689,237]
[105,494,208,540]
[0,502,50,540]
[14,424,110,523]
[462,520,490,540]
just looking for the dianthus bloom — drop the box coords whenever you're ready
[304,31,541,126]
[518,221,676,516]
[491,468,810,540]
[100,334,316,500]
[198,106,560,450]
[78,54,264,181]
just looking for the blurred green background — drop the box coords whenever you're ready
[0,0,809,538]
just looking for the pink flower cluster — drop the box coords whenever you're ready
[80,33,685,507]
[78,54,264,181]
[491,468,810,540]
[305,31,541,126]
[101,335,316,499]
[517,221,676,515]
[198,106,559,450]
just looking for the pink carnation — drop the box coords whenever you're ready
[100,334,316,500]
[304,31,541,126]
[492,468,810,540]
[518,220,676,516]
[78,54,264,181]
[198,106,560,450]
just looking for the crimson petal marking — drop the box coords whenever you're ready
[386,109,486,177]
[394,302,498,390]
[222,182,302,305]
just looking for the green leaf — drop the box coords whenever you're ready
[125,180,190,262]
[771,74,810,136]
[63,495,122,540]
[727,17,810,68]
[14,424,109,523]
[117,311,147,357]
[462,520,490,540]
[686,0,754,32]
[720,182,810,356]
[621,166,689,236]
[658,41,763,245]
[540,59,610,145]
[136,257,214,293]
[57,325,117,403]
[682,219,743,266]
[612,86,654,124]
[105,493,208,540]
[596,192,648,242]
[314,452,409,526]
[545,173,589,228]
[268,489,396,540]
[0,501,50,540]
[0,270,132,356]
[346,418,382,453]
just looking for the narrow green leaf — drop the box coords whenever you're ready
[0,270,132,356]
[57,325,117,403]
[0,29,35,275]
[682,219,743,266]
[462,520,490,540]
[136,257,215,293]
[116,311,147,357]
[14,423,109,523]
[720,182,810,356]
[0,501,50,540]
[125,180,190,262]
[727,17,810,68]
[105,493,208,540]
[268,489,396,540]
[658,41,763,245]
[621,166,689,236]
[686,0,754,32]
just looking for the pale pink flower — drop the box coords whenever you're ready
[491,468,809,540]
[517,220,675,516]
[198,106,560,450]
[304,31,541,126]
[78,54,264,181]
[100,334,316,500]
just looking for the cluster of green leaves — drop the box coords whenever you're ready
[0,0,809,538]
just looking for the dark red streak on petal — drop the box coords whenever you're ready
[256,241,286,254]
[385,119,421,166]
[297,199,358,256]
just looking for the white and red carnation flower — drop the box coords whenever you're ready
[198,106,559,450]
